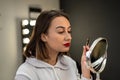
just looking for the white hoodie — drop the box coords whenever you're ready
[15,55,92,80]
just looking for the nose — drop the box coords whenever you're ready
[64,33,72,41]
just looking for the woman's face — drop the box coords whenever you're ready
[43,16,72,53]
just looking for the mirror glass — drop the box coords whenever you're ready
[86,37,108,80]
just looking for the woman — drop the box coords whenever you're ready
[15,10,92,80]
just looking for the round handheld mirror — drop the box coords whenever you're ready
[86,37,108,80]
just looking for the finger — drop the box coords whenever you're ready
[86,45,90,51]
[82,46,87,55]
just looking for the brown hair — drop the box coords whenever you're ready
[24,10,70,60]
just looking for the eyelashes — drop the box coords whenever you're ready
[68,30,72,33]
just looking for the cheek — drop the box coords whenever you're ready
[46,38,62,51]
[47,34,64,47]
[50,35,63,44]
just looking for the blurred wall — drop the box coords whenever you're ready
[0,0,59,80]
[60,0,120,80]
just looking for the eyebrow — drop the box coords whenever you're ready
[56,26,71,29]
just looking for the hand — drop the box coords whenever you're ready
[81,45,91,79]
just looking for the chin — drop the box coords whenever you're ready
[62,48,70,52]
[58,47,70,52]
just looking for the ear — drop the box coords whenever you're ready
[41,33,47,42]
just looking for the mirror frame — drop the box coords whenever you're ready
[86,37,108,73]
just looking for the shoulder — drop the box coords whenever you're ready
[61,55,80,73]
[63,55,74,61]
[16,62,32,75]
[16,62,32,72]
[15,60,37,79]
[61,55,77,66]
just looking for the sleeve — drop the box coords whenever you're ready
[15,74,31,80]
[74,61,93,80]
[80,74,93,80]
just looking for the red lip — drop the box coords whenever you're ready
[64,43,70,47]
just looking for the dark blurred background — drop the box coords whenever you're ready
[60,0,120,80]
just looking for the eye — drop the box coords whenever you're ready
[68,30,72,33]
[68,28,72,34]
[58,30,64,34]
[56,28,64,34]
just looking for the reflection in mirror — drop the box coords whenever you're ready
[86,37,108,80]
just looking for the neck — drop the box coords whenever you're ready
[45,45,60,65]
[47,52,59,66]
